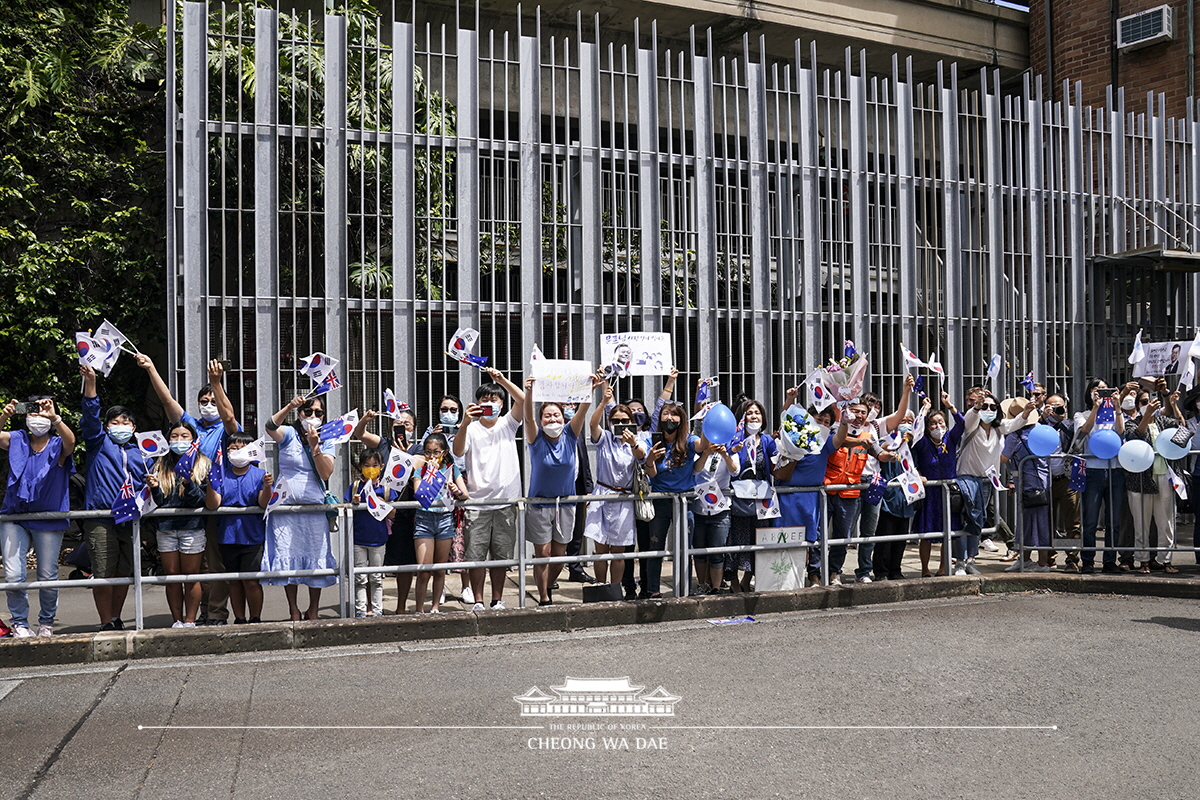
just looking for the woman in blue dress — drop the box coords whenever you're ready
[263,395,338,621]
[773,395,846,587]
[912,392,965,576]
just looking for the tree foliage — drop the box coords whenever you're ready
[0,1,165,413]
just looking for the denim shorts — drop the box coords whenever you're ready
[157,527,206,555]
[414,510,456,541]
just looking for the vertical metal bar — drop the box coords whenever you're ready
[255,8,280,429]
[1190,100,1200,313]
[693,47,717,379]
[340,506,352,618]
[818,489,829,586]
[325,13,348,421]
[519,34,542,371]
[747,59,772,410]
[849,71,870,354]
[165,0,179,390]
[1068,83,1088,400]
[1027,76,1047,382]
[940,68,966,387]
[457,29,481,398]
[897,76,918,351]
[182,2,208,398]
[984,71,1007,391]
[797,44,822,370]
[133,519,144,631]
[579,41,602,365]
[637,44,663,332]
[393,22,416,401]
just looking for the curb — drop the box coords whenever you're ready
[2,574,1196,667]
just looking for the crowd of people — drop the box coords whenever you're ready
[1,355,1198,636]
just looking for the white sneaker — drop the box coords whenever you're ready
[981,539,1000,552]
[490,600,506,610]
[11,625,32,638]
[461,586,475,605]
[1029,564,1051,573]
[830,573,843,586]
[857,575,873,584]
[807,575,822,588]
[964,561,982,575]
[952,561,968,576]
[440,589,447,605]
[430,608,441,614]
[171,620,185,628]
[37,624,53,637]
[471,602,485,612]
[182,622,197,628]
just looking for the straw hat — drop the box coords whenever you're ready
[1000,396,1040,426]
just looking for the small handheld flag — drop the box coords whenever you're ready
[695,478,731,514]
[1168,466,1189,500]
[844,339,858,359]
[136,483,158,517]
[307,370,341,398]
[414,465,450,510]
[1020,371,1036,393]
[238,437,269,463]
[695,379,712,406]
[382,389,411,420]
[1190,329,1200,360]
[448,327,488,368]
[207,449,225,495]
[298,352,340,384]
[383,449,415,490]
[94,320,137,355]
[1180,358,1196,392]
[986,353,1003,385]
[112,476,141,525]
[1127,330,1146,365]
[1096,397,1116,427]
[263,475,290,519]
[900,343,926,372]
[136,431,170,459]
[361,481,394,521]
[756,488,781,520]
[926,352,946,378]
[318,409,359,445]
[985,464,1007,492]
[1069,458,1087,492]
[174,440,200,479]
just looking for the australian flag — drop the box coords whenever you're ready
[1096,397,1116,427]
[112,476,140,524]
[207,449,225,495]
[844,339,857,359]
[914,375,926,400]
[414,466,449,510]
[695,379,712,406]
[174,440,199,479]
[1019,371,1036,393]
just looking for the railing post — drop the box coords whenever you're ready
[819,489,830,586]
[517,500,527,609]
[674,493,686,598]
[339,505,352,619]
[133,518,144,631]
[1015,458,1025,571]
[942,480,953,576]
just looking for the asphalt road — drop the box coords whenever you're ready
[3,592,1199,800]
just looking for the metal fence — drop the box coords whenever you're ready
[167,1,1200,480]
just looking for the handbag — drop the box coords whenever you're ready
[1171,425,1194,451]
[1022,487,1051,508]
[631,461,655,522]
[947,481,964,514]
[301,435,340,530]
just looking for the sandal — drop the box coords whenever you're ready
[1137,564,1151,574]
[921,571,933,578]
[1164,565,1179,574]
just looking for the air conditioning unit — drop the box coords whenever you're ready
[1117,4,1174,51]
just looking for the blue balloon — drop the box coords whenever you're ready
[1026,424,1061,457]
[1088,429,1121,460]
[1155,433,1191,461]
[702,403,738,446]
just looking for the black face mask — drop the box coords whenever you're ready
[660,419,680,434]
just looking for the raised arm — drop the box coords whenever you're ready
[207,359,241,434]
[41,398,75,465]
[352,409,384,449]
[257,471,273,509]
[660,367,678,402]
[0,400,13,450]
[590,382,613,442]
[484,367,526,424]
[523,377,538,445]
[882,373,915,433]
[780,385,799,418]
[570,378,597,439]
[265,396,305,443]
[135,353,185,423]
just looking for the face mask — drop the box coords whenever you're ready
[897,423,914,436]
[439,411,459,425]
[486,402,503,418]
[867,408,879,422]
[199,403,220,422]
[563,407,576,421]
[169,440,192,455]
[633,411,647,428]
[1121,396,1137,411]
[108,424,133,444]
[227,449,253,468]
[745,420,763,435]
[542,422,565,439]
[929,426,946,441]
[979,410,997,424]
[361,466,381,481]
[25,416,52,437]
[660,419,681,434]
[301,416,321,432]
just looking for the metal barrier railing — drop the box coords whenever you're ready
[0,475,1005,629]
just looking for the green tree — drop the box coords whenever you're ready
[0,1,165,413]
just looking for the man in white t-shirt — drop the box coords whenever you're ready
[453,367,526,610]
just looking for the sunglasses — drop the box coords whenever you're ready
[980,404,999,410]
[299,408,325,418]
[438,407,458,413]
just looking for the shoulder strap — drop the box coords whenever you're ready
[300,435,330,490]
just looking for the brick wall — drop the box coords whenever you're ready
[1029,0,1194,116]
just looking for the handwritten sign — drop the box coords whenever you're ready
[531,358,594,402]
[1132,339,1192,378]
[600,332,673,376]
[754,527,808,592]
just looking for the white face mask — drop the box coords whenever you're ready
[301,416,321,432]
[866,408,879,422]
[542,422,565,439]
[199,402,220,422]
[979,410,997,424]
[25,416,52,437]
[744,420,763,435]
[1121,396,1137,411]
[108,424,134,444]
[227,449,253,468]
[169,440,191,455]
[929,426,947,441]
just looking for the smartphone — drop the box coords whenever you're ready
[217,359,233,371]
[1097,388,1117,399]
[651,432,665,448]
[479,405,495,417]
[13,401,41,414]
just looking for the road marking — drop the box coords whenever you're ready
[655,725,1058,731]
[138,725,545,730]
[0,681,20,703]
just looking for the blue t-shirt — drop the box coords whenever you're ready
[650,434,699,494]
[181,411,240,460]
[217,463,267,545]
[345,481,396,547]
[527,426,578,499]
[81,395,152,511]
[2,432,74,531]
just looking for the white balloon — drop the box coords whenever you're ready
[1155,433,1191,461]
[1117,440,1155,473]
